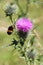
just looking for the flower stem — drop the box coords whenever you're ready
[24,47,28,65]
[30,60,34,65]
[15,0,24,15]
[25,54,28,65]
[25,0,29,15]
[9,15,13,23]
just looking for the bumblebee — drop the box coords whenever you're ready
[7,25,14,35]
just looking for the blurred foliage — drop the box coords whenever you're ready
[0,0,43,65]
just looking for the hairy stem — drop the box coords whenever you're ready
[9,15,13,23]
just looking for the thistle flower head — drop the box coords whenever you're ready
[27,49,37,61]
[4,3,18,16]
[16,18,33,32]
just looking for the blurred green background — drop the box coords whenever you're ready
[0,0,43,65]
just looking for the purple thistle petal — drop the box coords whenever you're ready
[16,18,33,32]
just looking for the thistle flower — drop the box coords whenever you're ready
[27,49,37,61]
[16,18,33,32]
[4,3,18,16]
[11,4,18,14]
